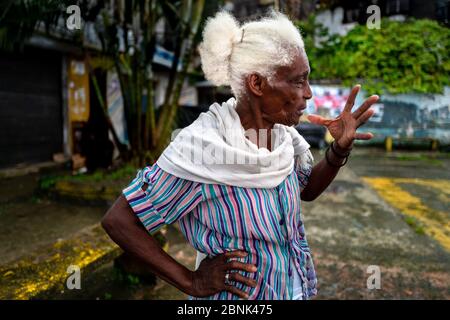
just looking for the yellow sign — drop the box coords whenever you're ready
[68,59,90,122]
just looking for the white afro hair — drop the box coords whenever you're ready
[198,10,305,98]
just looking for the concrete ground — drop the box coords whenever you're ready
[0,148,449,299]
[0,172,108,265]
[304,149,449,299]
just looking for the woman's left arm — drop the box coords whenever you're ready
[300,84,379,201]
[300,142,352,201]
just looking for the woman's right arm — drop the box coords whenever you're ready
[101,194,194,293]
[102,194,257,299]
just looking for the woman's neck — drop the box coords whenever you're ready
[235,97,274,151]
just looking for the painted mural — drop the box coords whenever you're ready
[307,85,450,145]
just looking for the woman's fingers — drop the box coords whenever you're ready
[223,269,256,300]
[224,250,248,259]
[343,84,361,113]
[353,95,379,119]
[355,132,373,140]
[193,250,258,299]
[356,109,375,128]
[225,284,249,299]
[222,250,257,299]
[226,260,257,273]
[307,114,332,126]
[228,272,257,288]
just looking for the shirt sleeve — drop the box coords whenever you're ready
[295,149,314,193]
[122,164,203,234]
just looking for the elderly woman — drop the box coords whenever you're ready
[102,11,378,300]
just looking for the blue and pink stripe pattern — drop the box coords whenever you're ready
[123,153,317,300]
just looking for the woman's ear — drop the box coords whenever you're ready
[246,73,266,97]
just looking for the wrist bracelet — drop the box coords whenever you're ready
[331,141,352,158]
[325,145,349,168]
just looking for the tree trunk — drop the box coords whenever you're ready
[155,0,205,154]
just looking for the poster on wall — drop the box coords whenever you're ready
[107,70,128,145]
[307,85,350,118]
[68,59,90,122]
[307,85,384,122]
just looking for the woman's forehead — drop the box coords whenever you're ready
[275,53,310,78]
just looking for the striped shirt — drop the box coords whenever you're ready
[123,151,317,300]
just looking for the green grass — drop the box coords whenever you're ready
[393,154,443,166]
[68,165,137,182]
[112,267,142,287]
[404,216,426,235]
[39,165,138,192]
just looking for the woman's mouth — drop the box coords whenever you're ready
[296,107,306,116]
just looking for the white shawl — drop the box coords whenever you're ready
[156,97,312,189]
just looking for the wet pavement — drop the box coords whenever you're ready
[304,148,449,299]
[0,148,449,299]
[0,173,108,265]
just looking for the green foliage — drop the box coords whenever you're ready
[126,274,141,286]
[39,175,58,192]
[104,292,112,300]
[38,165,138,192]
[112,267,140,287]
[0,0,73,50]
[297,18,450,94]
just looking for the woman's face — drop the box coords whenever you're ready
[260,51,313,127]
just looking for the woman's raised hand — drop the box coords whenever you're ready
[189,250,257,299]
[307,84,379,150]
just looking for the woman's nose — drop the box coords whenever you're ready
[304,83,312,100]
